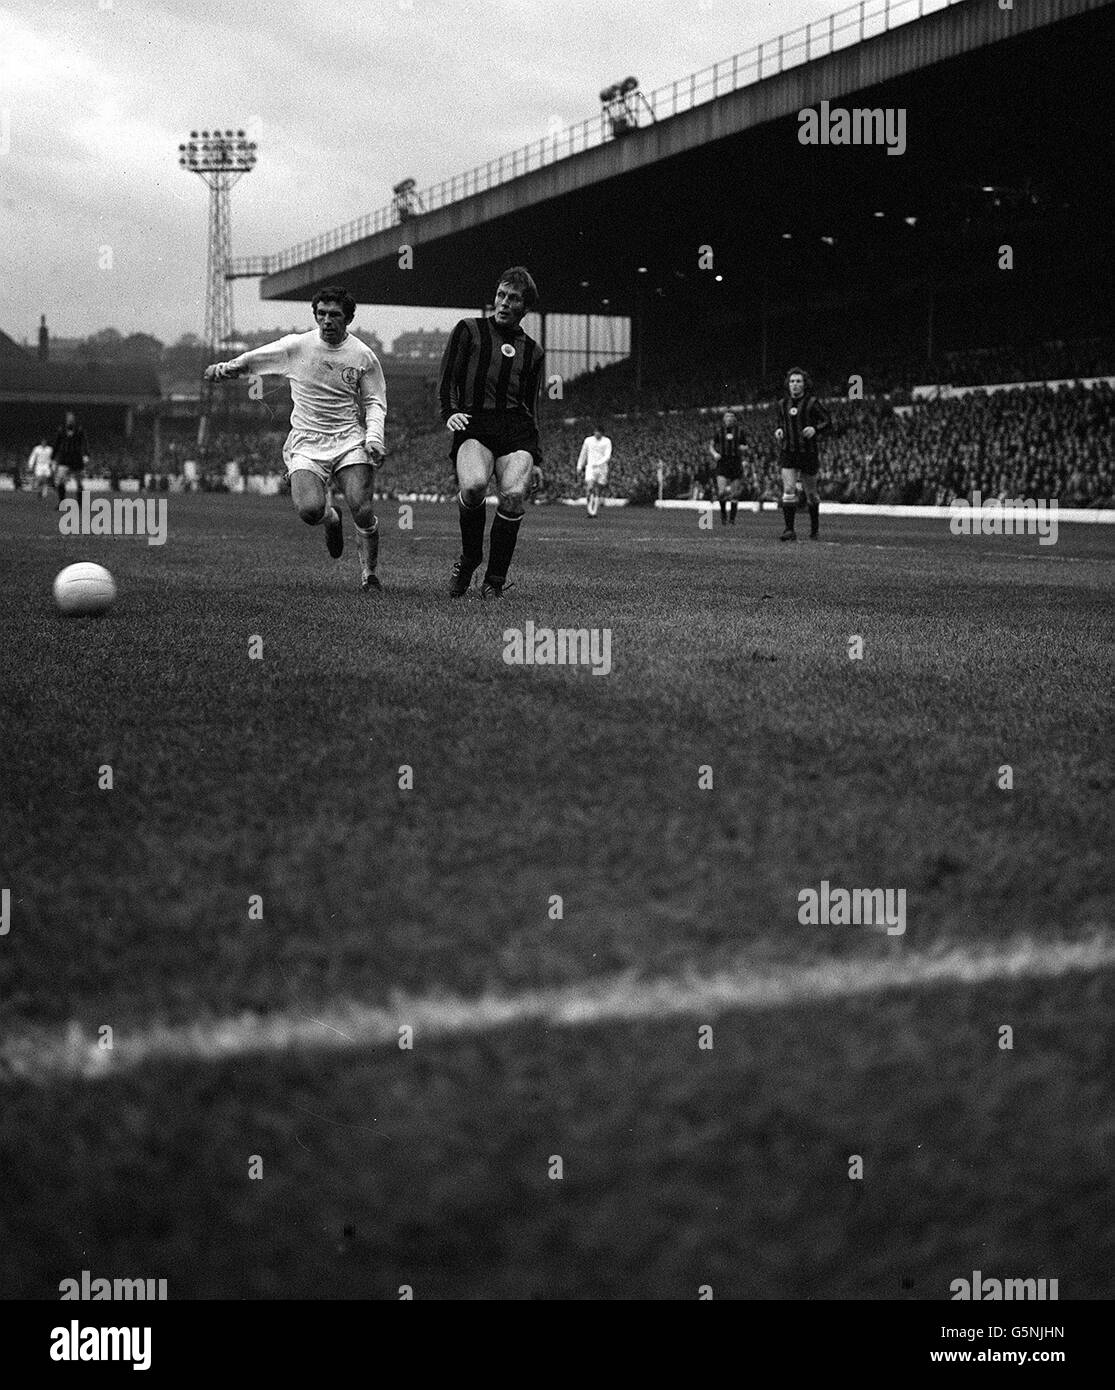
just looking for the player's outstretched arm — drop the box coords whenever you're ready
[205,336,294,383]
[203,360,246,381]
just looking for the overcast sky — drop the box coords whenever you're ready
[3,0,843,350]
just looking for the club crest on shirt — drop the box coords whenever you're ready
[341,366,361,387]
[500,343,516,358]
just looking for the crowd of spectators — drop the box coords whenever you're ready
[5,348,1112,508]
[559,336,1115,418]
[381,381,1115,508]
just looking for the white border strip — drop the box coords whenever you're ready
[4,934,1111,1084]
[655,500,1115,523]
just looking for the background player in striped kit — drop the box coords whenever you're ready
[438,267,545,597]
[774,368,830,541]
[52,412,90,509]
[205,288,387,590]
[708,410,749,526]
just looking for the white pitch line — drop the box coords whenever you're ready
[2,933,1112,1084]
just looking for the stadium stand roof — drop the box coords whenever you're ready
[241,0,1113,326]
[0,329,28,362]
[0,338,161,405]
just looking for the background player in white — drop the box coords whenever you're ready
[27,437,53,500]
[203,287,387,590]
[577,426,611,518]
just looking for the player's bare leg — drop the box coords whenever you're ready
[338,461,381,590]
[586,482,599,517]
[290,469,343,557]
[780,467,800,541]
[482,449,533,597]
[451,439,495,596]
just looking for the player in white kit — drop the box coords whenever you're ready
[27,438,54,499]
[577,427,612,518]
[204,287,387,590]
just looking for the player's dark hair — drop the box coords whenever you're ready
[312,286,357,323]
[784,366,811,390]
[497,266,538,310]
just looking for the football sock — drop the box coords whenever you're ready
[458,492,486,564]
[57,483,66,506]
[782,503,797,531]
[719,498,727,523]
[355,518,379,572]
[485,510,522,583]
[808,500,820,534]
[730,500,738,524]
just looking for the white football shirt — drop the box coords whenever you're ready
[231,330,387,454]
[578,435,612,471]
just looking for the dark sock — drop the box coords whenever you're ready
[458,493,486,564]
[782,503,796,531]
[808,501,820,534]
[57,483,66,506]
[719,498,727,524]
[485,510,522,583]
[730,500,738,523]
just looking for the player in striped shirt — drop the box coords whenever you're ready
[709,411,748,526]
[204,287,387,590]
[775,367,830,541]
[438,267,545,597]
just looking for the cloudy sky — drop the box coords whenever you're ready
[2,0,841,350]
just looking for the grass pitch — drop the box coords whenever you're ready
[0,492,1111,1299]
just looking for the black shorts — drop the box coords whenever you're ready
[449,410,542,468]
[782,455,818,477]
[717,462,743,482]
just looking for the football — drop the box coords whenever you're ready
[53,562,116,616]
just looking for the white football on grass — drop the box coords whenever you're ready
[54,562,117,616]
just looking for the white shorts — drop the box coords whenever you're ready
[283,430,368,485]
[584,465,608,488]
[33,465,53,480]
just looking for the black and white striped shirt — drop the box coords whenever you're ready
[437,317,545,424]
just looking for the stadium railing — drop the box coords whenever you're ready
[227,0,965,279]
